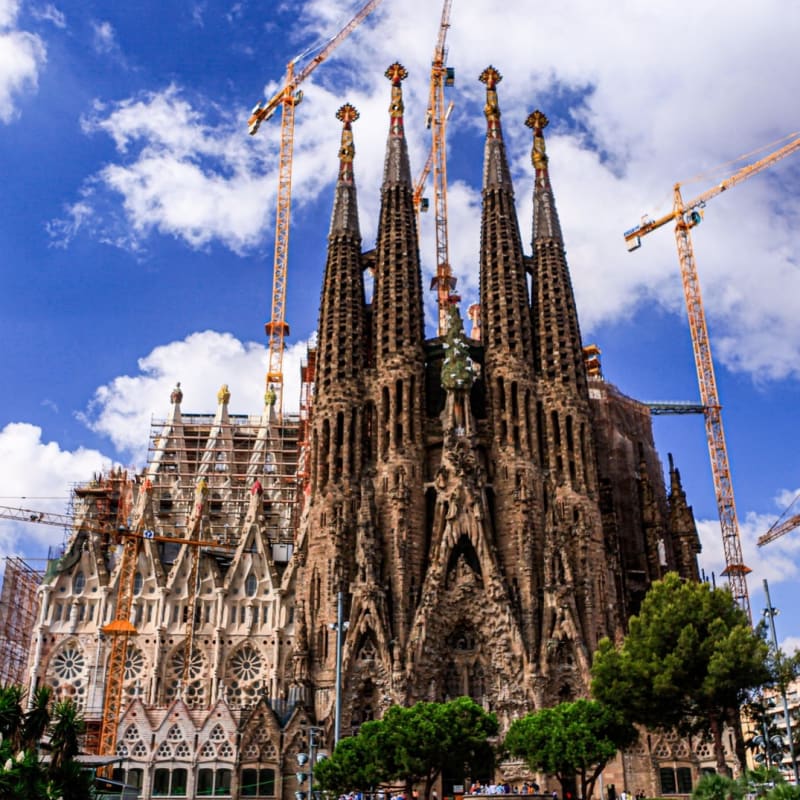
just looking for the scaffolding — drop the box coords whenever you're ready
[0,557,43,685]
[144,413,301,546]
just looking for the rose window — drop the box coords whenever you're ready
[164,647,207,707]
[53,646,85,680]
[231,645,262,681]
[124,647,145,681]
[173,648,203,681]
[47,644,87,707]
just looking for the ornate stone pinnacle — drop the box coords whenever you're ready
[170,381,183,404]
[337,104,358,168]
[525,110,549,132]
[385,62,408,84]
[480,67,503,133]
[479,66,502,88]
[526,109,550,171]
[336,103,360,126]
[217,383,230,405]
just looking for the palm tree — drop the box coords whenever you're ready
[0,683,26,751]
[47,698,84,776]
[22,686,52,750]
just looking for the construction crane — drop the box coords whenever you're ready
[758,492,800,547]
[624,131,800,620]
[413,100,455,221]
[247,0,383,413]
[0,495,234,761]
[422,0,457,335]
[758,513,800,547]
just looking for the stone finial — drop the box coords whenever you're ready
[170,382,183,404]
[264,385,277,407]
[217,384,230,405]
[385,62,408,129]
[385,61,408,86]
[479,66,503,137]
[336,103,359,180]
[526,110,550,171]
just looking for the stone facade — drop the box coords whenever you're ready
[25,65,708,798]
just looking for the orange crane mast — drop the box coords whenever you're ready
[624,131,800,620]
[413,100,454,222]
[0,496,234,762]
[424,0,457,335]
[247,0,383,413]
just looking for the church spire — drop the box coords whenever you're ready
[526,110,563,242]
[382,61,413,186]
[372,63,424,363]
[478,66,533,359]
[312,103,366,490]
[329,103,361,236]
[527,108,585,393]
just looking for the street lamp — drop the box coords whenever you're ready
[328,591,350,746]
[762,579,799,783]
[296,725,327,800]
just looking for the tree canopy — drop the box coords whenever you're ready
[0,684,92,800]
[592,572,771,775]
[315,697,498,798]
[504,699,636,800]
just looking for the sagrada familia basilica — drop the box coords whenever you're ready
[20,64,719,799]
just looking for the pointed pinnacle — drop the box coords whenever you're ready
[479,66,503,88]
[336,103,360,126]
[480,66,503,136]
[385,62,409,85]
[526,109,550,171]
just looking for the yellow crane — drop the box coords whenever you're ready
[424,0,457,335]
[0,495,234,762]
[413,100,454,221]
[758,492,800,547]
[758,513,800,547]
[247,0,383,412]
[624,131,800,620]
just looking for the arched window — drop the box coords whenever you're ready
[245,573,257,598]
[73,571,86,595]
[133,572,143,596]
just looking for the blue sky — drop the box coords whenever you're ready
[1,0,800,649]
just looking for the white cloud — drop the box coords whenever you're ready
[53,0,800,383]
[91,19,116,54]
[696,487,800,635]
[0,422,111,560]
[30,4,66,28]
[0,0,46,122]
[80,330,311,464]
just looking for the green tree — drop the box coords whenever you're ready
[0,684,91,800]
[592,573,771,776]
[691,772,745,800]
[23,686,53,750]
[504,699,636,799]
[315,721,389,795]
[316,697,498,799]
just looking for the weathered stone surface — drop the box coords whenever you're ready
[23,69,709,800]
